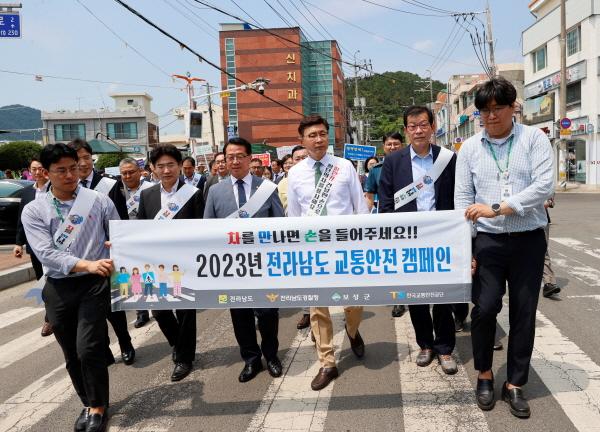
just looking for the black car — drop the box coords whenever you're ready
[0,179,33,245]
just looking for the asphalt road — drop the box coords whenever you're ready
[0,193,598,432]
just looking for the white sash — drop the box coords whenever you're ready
[227,180,278,219]
[125,181,153,218]
[52,187,98,251]
[393,146,454,210]
[154,183,197,220]
[306,161,341,216]
[190,173,202,188]
[94,177,117,195]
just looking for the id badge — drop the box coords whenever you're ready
[501,184,513,201]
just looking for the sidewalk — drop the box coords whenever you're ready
[0,246,35,291]
[555,183,600,193]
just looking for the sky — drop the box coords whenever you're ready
[0,0,535,134]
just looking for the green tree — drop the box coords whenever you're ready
[95,153,128,170]
[0,141,43,170]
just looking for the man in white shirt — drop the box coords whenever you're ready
[287,115,369,391]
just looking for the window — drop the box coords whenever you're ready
[107,122,138,139]
[54,124,85,141]
[566,81,581,106]
[127,99,134,105]
[567,26,581,56]
[532,46,547,73]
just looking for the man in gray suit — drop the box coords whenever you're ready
[204,137,284,383]
[203,152,228,201]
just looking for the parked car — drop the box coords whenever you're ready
[0,179,33,245]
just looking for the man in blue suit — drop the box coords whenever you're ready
[204,137,284,383]
[378,105,459,375]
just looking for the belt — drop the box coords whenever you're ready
[479,228,544,238]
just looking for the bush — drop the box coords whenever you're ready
[95,153,128,170]
[0,141,43,170]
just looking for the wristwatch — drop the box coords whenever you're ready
[491,203,501,216]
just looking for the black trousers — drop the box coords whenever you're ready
[471,229,546,386]
[408,304,455,355]
[107,310,132,351]
[43,274,109,408]
[152,309,197,364]
[230,308,279,365]
[452,303,469,322]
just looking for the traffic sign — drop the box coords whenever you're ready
[343,143,376,160]
[0,13,20,38]
[121,145,142,153]
[560,117,572,129]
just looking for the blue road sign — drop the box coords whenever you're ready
[560,117,572,129]
[343,143,376,160]
[0,14,21,38]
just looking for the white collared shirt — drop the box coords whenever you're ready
[80,170,94,188]
[287,153,369,217]
[409,145,436,212]
[160,179,181,208]
[230,173,252,208]
[35,181,50,199]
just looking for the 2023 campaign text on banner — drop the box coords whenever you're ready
[109,210,472,311]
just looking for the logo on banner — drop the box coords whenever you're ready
[266,293,279,302]
[238,210,250,218]
[331,292,341,302]
[167,202,179,212]
[69,214,84,225]
[134,195,141,202]
[218,294,228,304]
[423,176,433,185]
[390,291,406,300]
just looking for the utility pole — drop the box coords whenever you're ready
[559,0,568,187]
[485,1,497,76]
[172,73,205,163]
[205,82,217,153]
[447,82,452,148]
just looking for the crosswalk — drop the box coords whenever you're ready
[1,235,600,431]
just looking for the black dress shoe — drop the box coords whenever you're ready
[171,362,193,382]
[345,327,365,358]
[296,314,310,329]
[134,314,149,328]
[121,345,135,365]
[543,283,561,298]
[454,318,465,332]
[392,305,407,318]
[502,382,531,418]
[476,376,495,411]
[493,341,503,351]
[74,408,89,432]
[239,361,263,383]
[85,412,108,432]
[266,358,283,377]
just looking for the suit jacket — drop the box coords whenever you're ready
[137,177,205,220]
[16,184,41,252]
[378,144,456,214]
[203,174,227,201]
[89,171,128,219]
[204,175,284,219]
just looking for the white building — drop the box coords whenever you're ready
[523,0,600,185]
[42,93,159,154]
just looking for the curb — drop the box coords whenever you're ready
[0,264,36,291]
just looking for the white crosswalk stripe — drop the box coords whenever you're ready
[0,307,43,330]
[552,237,600,260]
[0,328,56,369]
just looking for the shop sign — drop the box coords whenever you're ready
[524,61,587,99]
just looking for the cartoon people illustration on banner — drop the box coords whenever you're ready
[142,264,155,297]
[157,264,169,298]
[131,267,142,296]
[171,264,184,297]
[117,267,130,298]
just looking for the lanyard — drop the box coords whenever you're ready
[486,135,514,176]
[48,188,76,223]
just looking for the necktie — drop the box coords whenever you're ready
[80,179,88,188]
[314,161,327,215]
[236,179,246,208]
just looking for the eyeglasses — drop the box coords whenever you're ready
[480,105,509,116]
[50,166,79,176]
[225,154,249,162]
[306,131,328,140]
[406,123,431,132]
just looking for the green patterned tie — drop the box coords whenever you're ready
[314,161,327,215]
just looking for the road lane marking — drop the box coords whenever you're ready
[0,328,56,369]
[551,252,600,287]
[497,306,600,430]
[0,321,161,431]
[395,314,489,432]
[247,307,345,432]
[0,307,43,330]
[552,237,600,260]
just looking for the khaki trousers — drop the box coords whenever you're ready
[310,306,363,368]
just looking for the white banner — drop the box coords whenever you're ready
[109,210,472,310]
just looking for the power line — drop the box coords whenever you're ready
[263,0,293,27]
[0,68,181,89]
[73,0,172,78]
[160,0,218,40]
[112,0,305,117]
[285,0,328,41]
[358,0,454,17]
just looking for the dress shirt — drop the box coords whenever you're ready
[184,174,199,186]
[230,173,252,208]
[80,171,94,188]
[21,185,120,278]
[160,179,181,208]
[410,145,436,212]
[35,181,50,199]
[455,122,554,234]
[287,154,369,217]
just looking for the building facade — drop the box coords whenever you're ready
[523,0,600,185]
[42,93,159,154]
[219,25,346,151]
